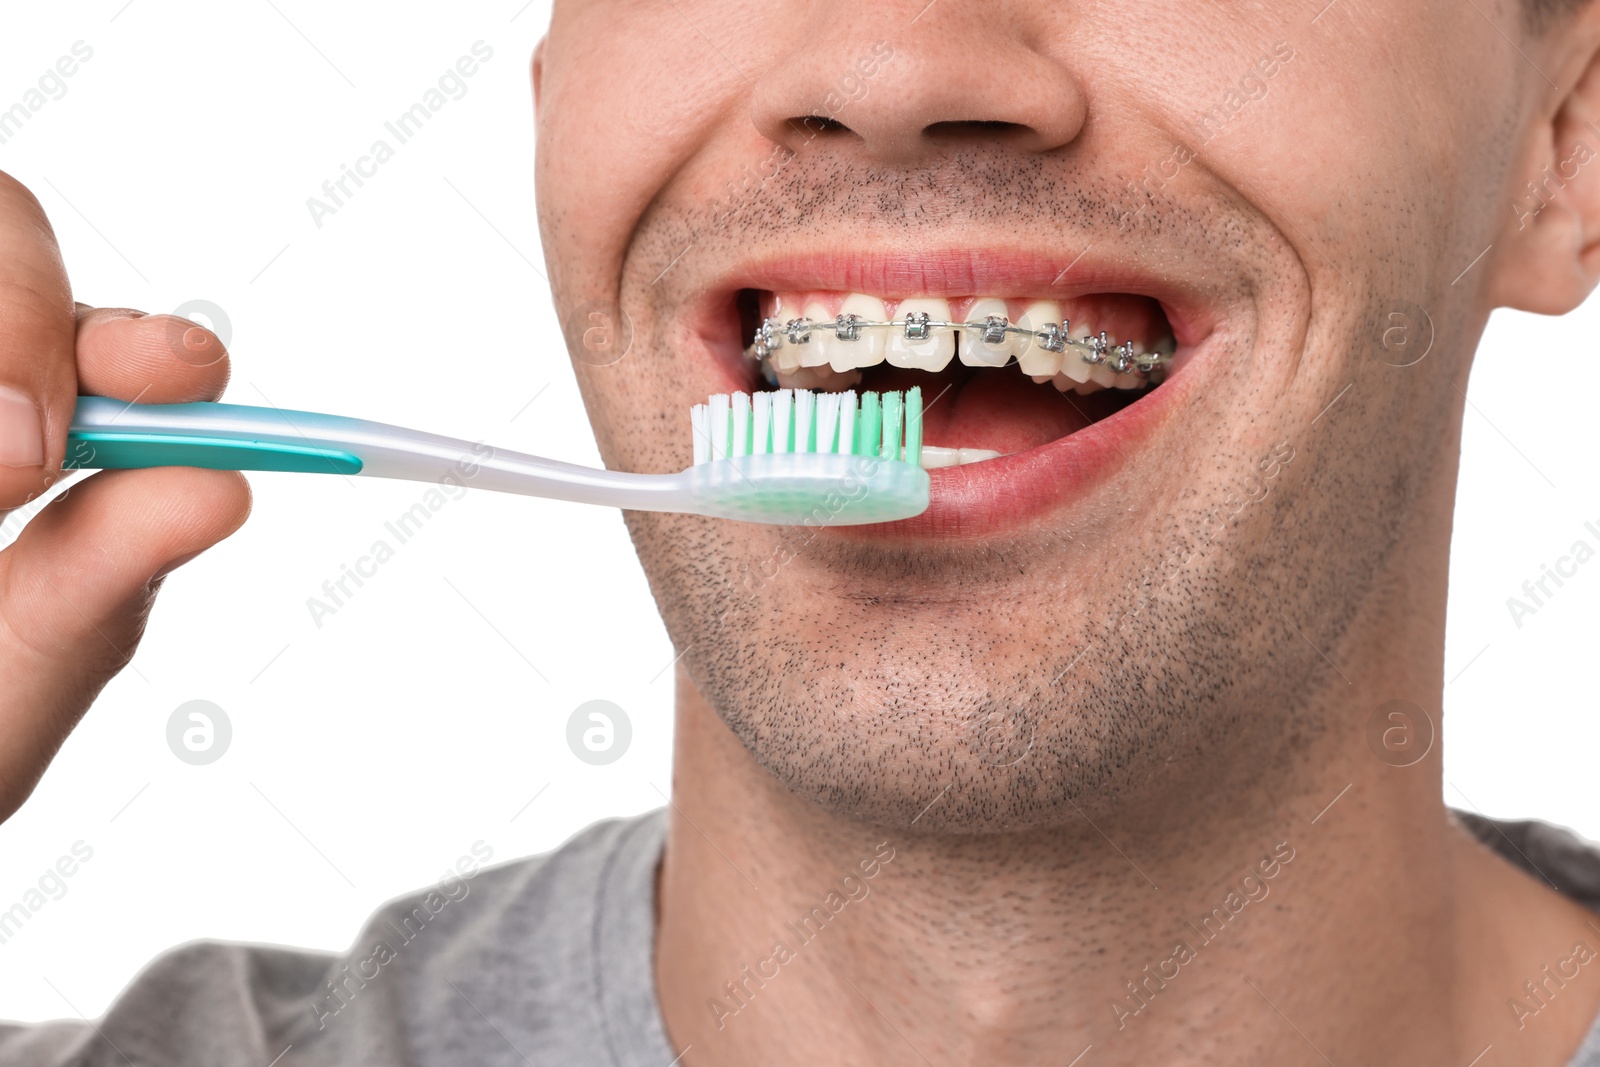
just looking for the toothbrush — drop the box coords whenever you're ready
[65,388,930,526]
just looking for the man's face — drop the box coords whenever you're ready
[534,1,1543,829]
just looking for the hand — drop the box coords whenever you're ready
[0,171,251,823]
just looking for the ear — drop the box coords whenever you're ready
[1487,11,1600,315]
[531,35,548,118]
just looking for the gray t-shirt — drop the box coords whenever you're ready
[3,809,1599,1065]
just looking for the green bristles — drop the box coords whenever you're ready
[690,387,924,467]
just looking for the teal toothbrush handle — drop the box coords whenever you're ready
[64,396,929,525]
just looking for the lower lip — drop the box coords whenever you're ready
[828,347,1203,541]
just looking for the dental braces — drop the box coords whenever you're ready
[750,314,1174,377]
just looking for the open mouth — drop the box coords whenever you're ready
[735,289,1177,469]
[686,250,1217,535]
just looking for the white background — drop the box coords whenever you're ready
[0,0,1594,1024]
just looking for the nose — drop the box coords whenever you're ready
[750,2,1088,164]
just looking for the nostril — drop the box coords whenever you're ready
[786,114,855,138]
[922,119,1034,144]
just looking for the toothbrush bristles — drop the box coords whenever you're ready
[691,388,924,467]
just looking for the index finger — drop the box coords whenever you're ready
[0,171,76,509]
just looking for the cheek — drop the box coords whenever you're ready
[537,3,772,294]
[574,365,676,472]
[1210,18,1510,260]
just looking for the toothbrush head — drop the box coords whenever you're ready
[685,388,931,525]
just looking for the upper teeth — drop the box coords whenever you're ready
[749,298,1173,382]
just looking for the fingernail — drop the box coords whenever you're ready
[0,385,43,469]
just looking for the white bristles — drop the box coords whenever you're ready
[815,392,842,454]
[707,394,730,460]
[752,391,773,455]
[794,390,815,452]
[836,390,857,456]
[691,403,709,466]
[730,392,752,457]
[772,388,794,454]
